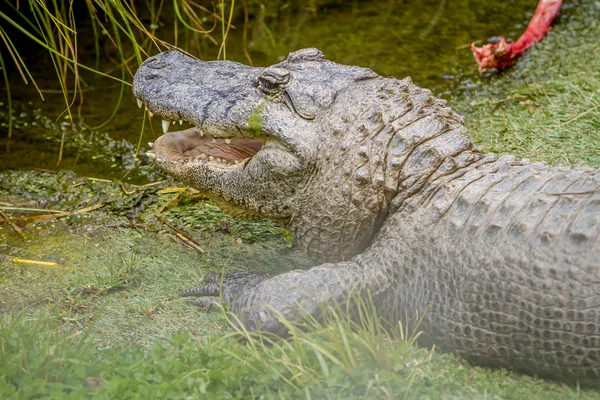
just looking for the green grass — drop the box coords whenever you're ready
[2,296,597,399]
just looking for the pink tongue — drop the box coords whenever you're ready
[183,142,258,160]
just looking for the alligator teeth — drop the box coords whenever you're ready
[145,151,156,160]
[172,120,177,125]
[224,139,231,144]
[216,158,222,163]
[136,98,143,108]
[208,156,214,161]
[199,131,205,137]
[199,153,207,159]
[162,120,170,133]
[211,137,216,143]
[179,120,183,125]
[149,111,154,118]
[234,160,240,164]
[148,141,154,148]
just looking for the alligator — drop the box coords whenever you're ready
[133,48,600,383]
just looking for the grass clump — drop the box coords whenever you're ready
[212,295,427,398]
[163,198,293,246]
[2,298,597,399]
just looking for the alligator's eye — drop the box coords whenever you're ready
[286,48,325,63]
[257,68,290,95]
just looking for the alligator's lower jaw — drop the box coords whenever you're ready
[150,127,265,167]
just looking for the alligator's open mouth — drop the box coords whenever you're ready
[151,126,265,166]
[138,95,269,165]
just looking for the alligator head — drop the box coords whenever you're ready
[133,48,474,262]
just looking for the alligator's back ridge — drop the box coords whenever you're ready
[133,48,600,383]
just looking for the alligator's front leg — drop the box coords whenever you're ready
[181,262,392,336]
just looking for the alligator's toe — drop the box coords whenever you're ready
[201,272,223,284]
[189,296,222,310]
[180,272,268,305]
[180,283,220,297]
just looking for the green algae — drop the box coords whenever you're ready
[247,102,266,137]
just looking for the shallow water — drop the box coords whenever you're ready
[0,0,582,179]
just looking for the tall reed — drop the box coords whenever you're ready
[0,1,236,163]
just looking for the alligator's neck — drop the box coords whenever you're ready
[290,77,481,263]
[375,79,483,213]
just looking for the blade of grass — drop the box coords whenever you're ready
[241,0,253,65]
[0,10,130,85]
[217,0,235,60]
[88,5,127,130]
[85,1,101,71]
[133,104,147,158]
[4,1,43,36]
[34,0,77,34]
[30,0,74,163]
[0,38,13,139]
[110,1,145,65]
[174,0,215,34]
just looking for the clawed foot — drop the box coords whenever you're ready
[180,272,267,309]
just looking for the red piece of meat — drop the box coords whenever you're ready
[471,0,563,72]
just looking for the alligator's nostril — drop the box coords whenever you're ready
[143,56,169,70]
[144,73,161,81]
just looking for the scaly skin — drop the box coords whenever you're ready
[133,49,600,382]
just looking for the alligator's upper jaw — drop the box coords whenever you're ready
[151,127,265,166]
